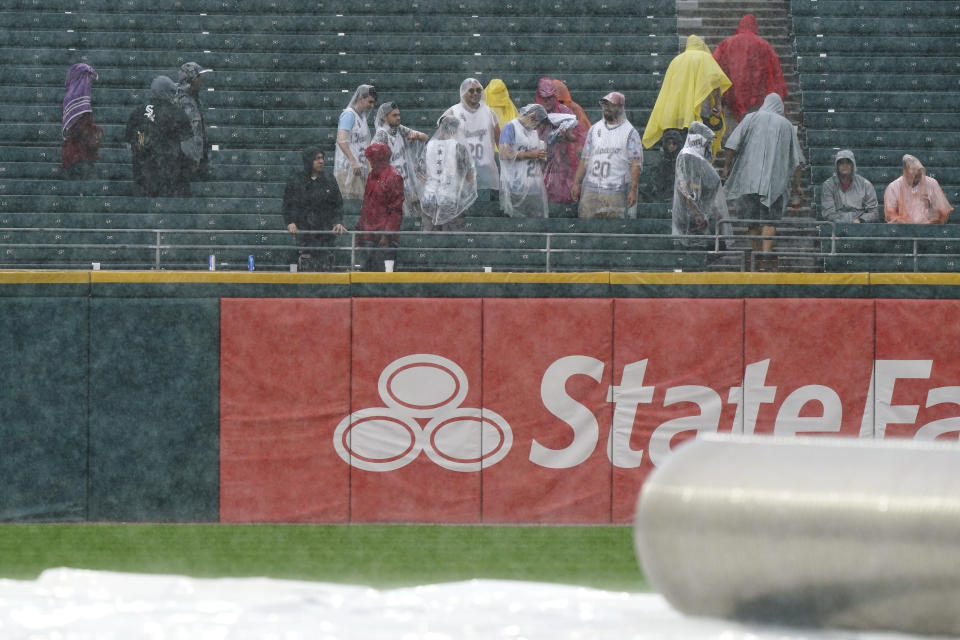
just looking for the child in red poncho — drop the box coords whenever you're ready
[356,143,404,271]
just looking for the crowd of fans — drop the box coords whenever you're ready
[58,14,954,271]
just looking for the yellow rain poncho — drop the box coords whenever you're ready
[642,35,731,157]
[484,78,519,151]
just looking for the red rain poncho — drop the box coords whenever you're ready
[357,143,404,244]
[713,14,788,121]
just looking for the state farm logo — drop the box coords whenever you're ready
[334,354,512,472]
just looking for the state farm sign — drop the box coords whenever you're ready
[220,297,960,523]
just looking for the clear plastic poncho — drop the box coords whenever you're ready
[372,102,426,216]
[499,104,549,218]
[417,115,478,225]
[672,121,728,240]
[334,84,375,199]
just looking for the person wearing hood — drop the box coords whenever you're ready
[440,78,500,197]
[124,75,192,196]
[672,121,728,241]
[500,103,550,217]
[175,61,213,181]
[820,150,878,224]
[713,14,788,123]
[884,155,953,224]
[61,63,104,180]
[417,115,477,232]
[282,148,347,271]
[642,35,731,159]
[371,102,428,218]
[551,79,591,138]
[652,128,685,201]
[335,84,377,200]
[483,78,519,131]
[356,143,404,271]
[722,93,804,263]
[535,78,586,204]
[571,91,643,219]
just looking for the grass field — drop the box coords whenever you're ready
[0,524,648,592]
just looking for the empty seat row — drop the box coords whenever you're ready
[3,0,678,16]
[797,55,960,75]
[793,16,960,35]
[803,91,959,112]
[795,35,957,55]
[0,30,679,54]
[0,12,677,35]
[801,73,960,92]
[791,0,960,17]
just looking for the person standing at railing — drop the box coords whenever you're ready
[570,92,643,219]
[672,121,727,242]
[283,148,347,272]
[820,149,878,224]
[416,115,477,232]
[356,143,403,271]
[61,63,104,181]
[883,154,953,225]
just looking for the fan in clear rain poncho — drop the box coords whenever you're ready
[372,102,428,218]
[499,104,550,218]
[441,78,500,194]
[334,84,377,199]
[672,121,728,242]
[416,115,478,231]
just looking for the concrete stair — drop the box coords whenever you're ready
[676,0,821,271]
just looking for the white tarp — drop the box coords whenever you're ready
[0,569,942,639]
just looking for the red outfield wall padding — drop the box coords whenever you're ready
[219,297,960,524]
[220,298,351,522]
[481,298,613,523]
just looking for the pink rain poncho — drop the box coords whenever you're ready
[884,155,953,224]
[535,78,586,204]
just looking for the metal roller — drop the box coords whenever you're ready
[634,434,960,636]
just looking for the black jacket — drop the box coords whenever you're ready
[282,150,344,231]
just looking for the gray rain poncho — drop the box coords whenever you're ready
[372,102,426,216]
[819,149,878,223]
[723,93,803,218]
[671,121,728,239]
[417,115,478,226]
[334,84,376,199]
[499,104,549,218]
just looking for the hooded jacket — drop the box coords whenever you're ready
[357,143,404,244]
[175,62,210,175]
[282,148,344,232]
[123,76,192,195]
[820,149,878,223]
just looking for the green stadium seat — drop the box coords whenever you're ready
[793,16,960,36]
[791,0,960,18]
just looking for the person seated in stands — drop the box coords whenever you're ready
[356,143,403,271]
[440,78,500,201]
[672,121,727,242]
[282,148,347,272]
[571,92,643,219]
[417,115,477,232]
[884,154,953,224]
[334,84,377,200]
[500,104,549,218]
[372,102,428,219]
[820,149,878,224]
[643,35,731,161]
[535,78,586,205]
[712,14,788,124]
[124,76,192,197]
[650,128,685,202]
[61,63,104,180]
[175,62,213,182]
